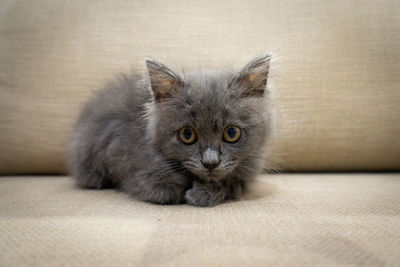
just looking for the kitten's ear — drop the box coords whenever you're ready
[145,58,184,102]
[232,52,271,98]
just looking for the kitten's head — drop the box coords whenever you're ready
[145,54,272,182]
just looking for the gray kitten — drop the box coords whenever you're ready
[68,53,272,207]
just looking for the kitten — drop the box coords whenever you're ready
[68,53,273,207]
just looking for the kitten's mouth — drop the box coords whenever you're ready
[183,160,238,182]
[187,167,232,182]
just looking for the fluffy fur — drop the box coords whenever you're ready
[68,53,273,207]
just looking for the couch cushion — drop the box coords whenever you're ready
[0,174,399,266]
[0,0,399,173]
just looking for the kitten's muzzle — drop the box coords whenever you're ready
[201,147,220,170]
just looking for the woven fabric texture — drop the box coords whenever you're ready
[1,0,400,173]
[0,174,399,266]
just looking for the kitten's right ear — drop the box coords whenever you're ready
[145,58,184,102]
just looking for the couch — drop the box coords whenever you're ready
[1,0,399,266]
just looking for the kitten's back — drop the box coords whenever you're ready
[68,73,152,188]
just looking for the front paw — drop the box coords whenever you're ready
[185,183,222,207]
[122,172,188,205]
[153,183,186,205]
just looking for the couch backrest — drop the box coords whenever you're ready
[1,0,399,174]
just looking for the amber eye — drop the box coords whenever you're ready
[223,126,241,143]
[178,127,197,145]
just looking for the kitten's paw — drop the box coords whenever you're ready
[185,183,221,207]
[133,182,186,205]
[154,183,186,205]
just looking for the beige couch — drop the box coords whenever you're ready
[1,0,399,266]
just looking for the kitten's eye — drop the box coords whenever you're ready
[178,127,197,145]
[223,126,241,143]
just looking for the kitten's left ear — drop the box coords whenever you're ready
[146,58,184,102]
[231,52,271,98]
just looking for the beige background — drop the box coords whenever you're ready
[1,174,399,266]
[1,0,399,173]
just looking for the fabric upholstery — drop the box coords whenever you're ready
[0,174,399,266]
[1,0,400,173]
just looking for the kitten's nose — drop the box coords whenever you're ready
[201,148,220,170]
[201,160,220,170]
